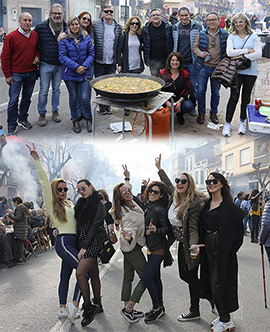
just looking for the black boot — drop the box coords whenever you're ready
[92,297,103,313]
[81,302,98,326]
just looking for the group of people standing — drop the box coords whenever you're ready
[0,4,263,136]
[23,143,253,332]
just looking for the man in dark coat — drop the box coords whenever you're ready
[143,8,173,77]
[35,3,66,127]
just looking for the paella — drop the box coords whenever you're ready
[92,76,162,94]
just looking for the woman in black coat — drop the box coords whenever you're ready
[142,181,171,324]
[195,173,244,332]
[75,179,107,326]
[117,16,144,74]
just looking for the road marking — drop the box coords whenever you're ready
[0,83,65,112]
[48,248,120,332]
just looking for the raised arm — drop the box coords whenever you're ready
[155,154,175,195]
[26,144,53,216]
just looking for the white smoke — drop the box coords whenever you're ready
[1,142,39,207]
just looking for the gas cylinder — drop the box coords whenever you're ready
[145,107,170,139]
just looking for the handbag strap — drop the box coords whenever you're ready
[241,34,252,49]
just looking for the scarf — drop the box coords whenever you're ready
[49,18,64,39]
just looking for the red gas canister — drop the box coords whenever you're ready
[145,107,170,139]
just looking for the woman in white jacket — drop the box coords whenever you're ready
[110,166,146,324]
[222,13,262,137]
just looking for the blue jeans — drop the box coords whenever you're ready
[55,234,80,305]
[197,65,221,115]
[94,62,116,77]
[77,64,94,118]
[181,98,196,114]
[143,254,164,310]
[243,215,252,234]
[64,80,92,120]
[7,71,37,129]
[184,64,198,106]
[38,62,62,114]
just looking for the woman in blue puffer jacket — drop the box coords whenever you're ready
[59,16,95,133]
[259,199,270,269]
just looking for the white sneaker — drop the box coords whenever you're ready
[222,122,231,137]
[211,319,235,332]
[66,302,79,324]
[58,307,68,319]
[211,316,220,327]
[238,120,246,135]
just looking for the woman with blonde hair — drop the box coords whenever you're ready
[117,16,144,73]
[26,144,81,323]
[110,165,146,323]
[155,154,207,322]
[222,13,262,137]
[58,16,94,133]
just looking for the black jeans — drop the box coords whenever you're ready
[251,215,260,242]
[226,74,257,122]
[149,58,166,77]
[94,62,116,78]
[178,242,200,314]
[205,232,230,323]
[143,254,164,310]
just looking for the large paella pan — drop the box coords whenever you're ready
[90,73,165,102]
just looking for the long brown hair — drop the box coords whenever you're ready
[207,172,233,201]
[50,178,71,222]
[78,11,93,34]
[111,183,131,221]
[174,172,205,220]
[165,52,184,74]
[124,16,144,35]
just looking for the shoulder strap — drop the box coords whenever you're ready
[241,34,252,49]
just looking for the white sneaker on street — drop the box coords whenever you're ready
[211,319,235,332]
[238,120,246,135]
[211,316,220,327]
[222,122,231,137]
[66,302,79,324]
[58,307,68,319]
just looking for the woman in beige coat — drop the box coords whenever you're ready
[110,165,146,324]
[155,154,206,322]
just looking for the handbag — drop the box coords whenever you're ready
[235,56,251,70]
[235,34,252,70]
[109,230,118,244]
[212,57,237,88]
[100,241,116,264]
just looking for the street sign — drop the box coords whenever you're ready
[195,1,200,7]
[164,5,169,10]
[129,0,137,7]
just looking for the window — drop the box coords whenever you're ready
[195,171,198,185]
[21,7,42,27]
[121,5,129,18]
[200,170,204,185]
[240,148,250,166]
[190,158,193,171]
[225,154,233,171]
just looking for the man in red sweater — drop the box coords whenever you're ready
[1,12,39,136]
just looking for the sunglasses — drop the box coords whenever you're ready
[175,178,188,185]
[205,179,220,186]
[57,187,68,193]
[150,189,160,195]
[103,10,114,13]
[82,17,91,22]
[77,186,87,194]
[130,22,139,26]
[121,188,131,196]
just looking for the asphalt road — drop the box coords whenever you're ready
[0,236,269,332]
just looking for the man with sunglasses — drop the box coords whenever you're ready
[172,7,202,114]
[193,12,228,125]
[143,8,173,77]
[35,4,67,127]
[92,5,122,114]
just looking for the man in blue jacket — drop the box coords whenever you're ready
[172,7,202,115]
[193,12,228,125]
[143,8,173,77]
[35,3,66,127]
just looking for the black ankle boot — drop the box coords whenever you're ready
[81,302,98,326]
[92,297,103,313]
